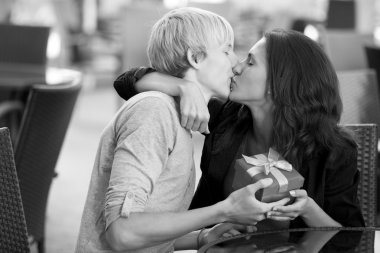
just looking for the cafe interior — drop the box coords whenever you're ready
[0,0,380,252]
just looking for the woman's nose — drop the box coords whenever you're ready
[233,61,243,75]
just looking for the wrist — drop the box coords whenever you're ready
[197,228,209,249]
[213,200,230,223]
[301,197,315,218]
[178,80,194,97]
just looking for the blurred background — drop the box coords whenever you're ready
[1,0,380,252]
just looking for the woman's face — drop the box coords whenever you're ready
[197,42,238,100]
[229,38,269,106]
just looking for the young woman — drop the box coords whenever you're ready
[115,29,365,230]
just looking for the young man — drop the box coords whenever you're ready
[75,7,289,253]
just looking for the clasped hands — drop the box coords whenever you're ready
[201,179,310,248]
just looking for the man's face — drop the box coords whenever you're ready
[196,42,238,100]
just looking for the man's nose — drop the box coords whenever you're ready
[230,52,239,66]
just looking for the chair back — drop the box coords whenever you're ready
[323,30,372,71]
[326,0,355,29]
[364,45,380,90]
[0,127,29,252]
[344,124,377,253]
[344,124,377,227]
[13,80,81,249]
[338,69,380,131]
[0,24,50,77]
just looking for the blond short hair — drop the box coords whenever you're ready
[147,7,234,77]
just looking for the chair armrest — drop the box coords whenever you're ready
[0,101,24,119]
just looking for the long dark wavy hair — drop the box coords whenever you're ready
[219,29,355,169]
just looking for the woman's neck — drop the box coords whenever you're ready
[248,103,273,150]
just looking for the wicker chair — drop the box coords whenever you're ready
[344,124,377,253]
[0,127,29,252]
[0,80,81,253]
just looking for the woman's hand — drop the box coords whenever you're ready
[267,190,310,221]
[178,81,210,134]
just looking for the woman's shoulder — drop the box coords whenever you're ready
[325,133,358,170]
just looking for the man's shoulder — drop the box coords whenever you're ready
[114,91,180,126]
[123,91,177,111]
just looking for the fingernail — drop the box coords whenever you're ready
[267,212,272,217]
[272,207,277,211]
[289,190,295,196]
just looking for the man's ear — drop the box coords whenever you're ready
[187,49,201,69]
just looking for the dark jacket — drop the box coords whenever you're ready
[192,99,365,228]
[114,68,365,228]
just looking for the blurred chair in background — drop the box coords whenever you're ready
[0,127,29,253]
[0,80,82,253]
[0,24,50,78]
[325,0,355,29]
[364,45,380,97]
[338,69,380,225]
[338,69,380,127]
[0,24,51,134]
[323,30,372,71]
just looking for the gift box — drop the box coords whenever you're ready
[232,148,304,203]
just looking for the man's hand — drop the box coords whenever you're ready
[221,179,291,225]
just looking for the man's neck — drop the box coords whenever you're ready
[183,71,212,103]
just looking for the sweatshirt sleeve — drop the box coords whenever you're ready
[104,96,177,229]
[113,67,156,101]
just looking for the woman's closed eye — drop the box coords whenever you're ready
[246,53,256,66]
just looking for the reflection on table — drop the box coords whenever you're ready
[199,227,379,253]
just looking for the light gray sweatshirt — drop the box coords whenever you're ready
[76,91,195,253]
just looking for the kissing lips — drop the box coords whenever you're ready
[230,77,236,91]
